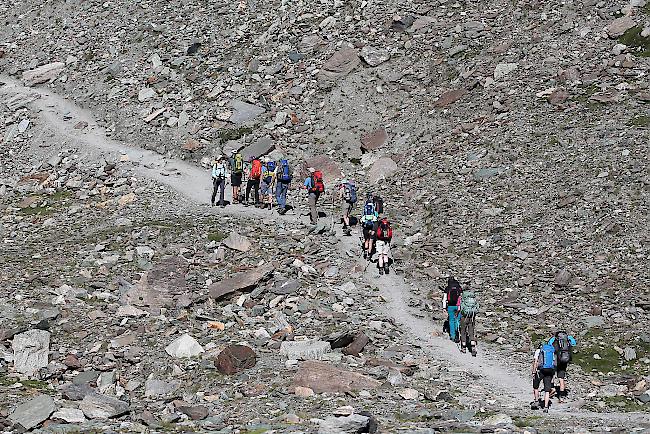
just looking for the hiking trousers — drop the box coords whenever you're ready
[460,315,475,346]
[212,177,225,206]
[447,306,460,341]
[276,182,289,210]
[308,192,319,224]
[246,178,260,204]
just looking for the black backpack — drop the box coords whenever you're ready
[374,196,384,214]
[447,285,462,306]
[554,331,572,364]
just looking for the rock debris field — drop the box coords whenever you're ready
[0,0,649,433]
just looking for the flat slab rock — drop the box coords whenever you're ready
[229,99,265,124]
[80,392,129,419]
[22,62,65,86]
[208,263,274,300]
[121,256,191,311]
[292,361,381,393]
[9,394,56,430]
[12,329,50,376]
[280,340,331,360]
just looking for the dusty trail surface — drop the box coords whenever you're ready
[4,79,649,426]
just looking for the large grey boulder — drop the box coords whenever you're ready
[318,414,370,434]
[12,329,50,376]
[9,395,56,430]
[224,232,251,252]
[165,333,204,358]
[144,379,182,398]
[229,100,265,124]
[80,393,129,419]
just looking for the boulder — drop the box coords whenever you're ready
[368,157,398,184]
[215,345,257,374]
[493,63,518,80]
[318,48,361,84]
[51,408,86,424]
[240,136,274,159]
[605,16,637,37]
[80,393,129,419]
[22,62,65,86]
[121,256,191,311]
[554,269,572,287]
[292,361,381,393]
[359,46,391,67]
[342,332,369,357]
[208,263,274,300]
[178,405,209,420]
[280,340,331,360]
[224,232,251,252]
[318,414,370,434]
[144,379,181,397]
[9,395,56,430]
[433,89,468,108]
[12,329,50,376]
[229,100,265,124]
[165,334,204,358]
[483,413,513,425]
[360,128,388,152]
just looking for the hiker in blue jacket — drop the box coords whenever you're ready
[548,332,577,402]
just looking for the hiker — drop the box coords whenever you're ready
[375,217,393,275]
[275,158,292,215]
[260,157,277,210]
[302,167,324,225]
[532,341,557,413]
[245,155,262,206]
[211,155,228,207]
[229,150,244,204]
[548,331,577,402]
[441,277,462,342]
[361,193,378,259]
[338,179,357,235]
[459,288,479,356]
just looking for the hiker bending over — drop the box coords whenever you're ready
[245,156,262,206]
[361,193,378,259]
[338,179,357,235]
[375,217,392,275]
[442,277,462,342]
[548,331,576,403]
[275,158,292,215]
[260,157,277,210]
[302,167,324,225]
[459,288,479,356]
[211,155,228,207]
[229,150,244,204]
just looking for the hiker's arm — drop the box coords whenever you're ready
[569,336,577,346]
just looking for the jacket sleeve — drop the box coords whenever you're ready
[569,336,577,346]
[548,337,555,346]
[442,292,447,309]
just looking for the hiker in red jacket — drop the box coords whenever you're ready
[302,167,324,225]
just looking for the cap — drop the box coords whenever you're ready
[307,167,315,173]
[231,149,237,155]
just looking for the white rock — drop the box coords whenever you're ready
[116,305,147,318]
[484,413,513,425]
[494,63,518,80]
[52,408,86,423]
[12,329,50,376]
[399,388,419,400]
[165,333,204,358]
[280,340,331,360]
[138,88,157,102]
[22,62,65,86]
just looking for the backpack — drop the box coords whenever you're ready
[376,218,392,241]
[264,161,276,183]
[310,171,325,193]
[233,153,244,174]
[362,200,376,228]
[447,284,462,306]
[554,332,572,364]
[213,163,226,179]
[460,290,479,316]
[374,195,384,214]
[539,344,557,370]
[250,159,262,180]
[278,159,291,183]
[344,182,357,203]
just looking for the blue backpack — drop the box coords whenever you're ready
[362,201,375,228]
[278,159,291,183]
[344,182,357,203]
[264,161,276,183]
[539,344,557,370]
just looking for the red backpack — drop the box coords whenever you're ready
[376,218,393,241]
[250,159,262,180]
[310,170,325,193]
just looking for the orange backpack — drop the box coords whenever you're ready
[250,159,262,179]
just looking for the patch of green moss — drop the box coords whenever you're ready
[218,126,253,145]
[19,205,54,216]
[618,26,650,57]
[628,115,650,128]
[601,395,647,412]
[514,415,542,428]
[0,376,48,389]
[572,346,621,373]
[208,230,227,242]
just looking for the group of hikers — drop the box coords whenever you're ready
[441,277,577,412]
[211,153,394,275]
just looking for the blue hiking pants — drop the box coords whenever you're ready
[276,182,289,209]
[447,306,461,341]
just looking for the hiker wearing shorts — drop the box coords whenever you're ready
[375,217,392,275]
[534,343,557,412]
[338,179,357,235]
[229,150,244,204]
[260,157,276,210]
[548,331,577,402]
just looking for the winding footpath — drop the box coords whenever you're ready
[2,77,648,426]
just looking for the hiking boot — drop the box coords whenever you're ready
[471,345,477,357]
[543,407,549,414]
[460,346,466,353]
[530,401,539,410]
[384,264,389,274]
[363,251,367,259]
[379,268,384,275]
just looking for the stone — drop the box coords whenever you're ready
[165,333,204,358]
[229,100,265,124]
[473,167,505,181]
[9,395,56,430]
[178,405,209,420]
[342,332,369,357]
[215,344,257,374]
[80,393,129,419]
[116,305,147,317]
[637,391,650,403]
[12,329,50,376]
[318,414,370,434]
[400,388,419,400]
[208,263,274,300]
[240,136,274,159]
[122,256,191,311]
[483,413,513,425]
[368,157,398,184]
[22,62,65,86]
[223,232,251,252]
[182,138,202,152]
[138,88,157,102]
[624,347,637,361]
[280,340,331,360]
[272,279,300,295]
[294,386,315,397]
[433,89,468,108]
[494,63,518,80]
[554,269,572,286]
[606,16,637,37]
[318,49,361,84]
[292,361,381,393]
[450,409,476,423]
[51,408,86,424]
[360,46,391,67]
[60,383,94,400]
[144,379,181,397]
[360,128,388,152]
[63,353,82,369]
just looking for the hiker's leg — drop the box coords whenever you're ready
[467,317,476,344]
[219,179,225,205]
[308,193,317,224]
[447,306,456,340]
[460,317,467,347]
[254,180,260,204]
[211,179,217,205]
